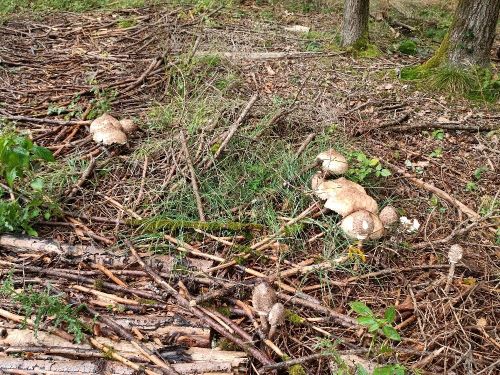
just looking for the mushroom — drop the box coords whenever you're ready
[252,282,277,333]
[368,213,385,240]
[340,210,375,240]
[316,149,348,175]
[379,206,399,228]
[311,171,324,192]
[323,182,378,217]
[89,114,127,145]
[445,244,463,293]
[267,302,285,339]
[314,177,367,202]
[119,118,138,134]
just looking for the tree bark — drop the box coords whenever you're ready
[425,0,500,68]
[341,0,370,48]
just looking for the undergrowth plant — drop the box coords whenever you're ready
[0,272,88,343]
[0,130,56,235]
[346,151,391,183]
[350,301,401,345]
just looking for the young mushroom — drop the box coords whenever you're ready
[379,205,399,228]
[267,302,285,339]
[340,210,375,240]
[316,149,348,175]
[89,114,127,145]
[119,118,138,134]
[445,244,463,293]
[252,282,277,333]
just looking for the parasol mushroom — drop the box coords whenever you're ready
[445,244,463,293]
[316,149,348,175]
[267,302,285,339]
[252,282,277,333]
[89,114,127,145]
[119,118,138,134]
[379,205,399,228]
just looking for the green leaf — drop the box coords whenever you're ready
[349,301,373,316]
[369,158,379,167]
[356,365,370,375]
[5,168,17,187]
[30,178,44,192]
[357,316,376,326]
[380,169,391,177]
[384,306,396,323]
[32,146,55,162]
[368,322,380,332]
[382,325,401,341]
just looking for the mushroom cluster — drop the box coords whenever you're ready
[252,282,285,339]
[89,114,138,145]
[312,149,399,241]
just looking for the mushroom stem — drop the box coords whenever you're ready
[268,324,278,340]
[444,263,456,293]
[259,314,269,333]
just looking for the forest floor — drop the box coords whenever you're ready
[0,1,499,374]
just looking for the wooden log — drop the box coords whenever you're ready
[0,329,246,374]
[0,358,247,374]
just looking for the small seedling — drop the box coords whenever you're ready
[473,166,488,180]
[349,301,401,342]
[465,181,477,192]
[429,147,443,158]
[431,129,445,140]
[347,151,391,182]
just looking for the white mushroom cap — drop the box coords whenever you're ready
[368,213,385,240]
[252,282,277,316]
[316,149,348,175]
[268,302,285,327]
[340,210,375,240]
[90,114,128,145]
[448,244,463,264]
[379,206,399,228]
[119,118,138,134]
[92,128,128,145]
[89,114,122,134]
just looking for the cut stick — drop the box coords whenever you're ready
[385,161,480,219]
[0,113,91,125]
[127,241,275,367]
[203,93,258,170]
[94,263,128,287]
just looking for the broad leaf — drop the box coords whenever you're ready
[357,316,376,326]
[33,145,55,162]
[382,325,401,341]
[384,306,396,324]
[349,301,373,316]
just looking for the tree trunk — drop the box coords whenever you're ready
[425,0,500,68]
[341,0,370,48]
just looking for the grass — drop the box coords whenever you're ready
[401,64,500,102]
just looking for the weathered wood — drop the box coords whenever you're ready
[341,0,370,48]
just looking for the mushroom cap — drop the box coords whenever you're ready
[340,210,375,240]
[316,149,348,175]
[311,171,324,192]
[89,114,122,134]
[317,178,378,217]
[92,128,128,145]
[313,177,366,201]
[119,118,138,134]
[252,282,277,315]
[379,206,399,228]
[368,213,385,240]
[268,302,285,327]
[448,244,463,264]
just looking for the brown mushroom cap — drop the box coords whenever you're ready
[379,206,399,228]
[119,119,138,134]
[316,149,348,175]
[268,302,285,327]
[252,282,277,315]
[448,244,463,264]
[313,177,366,201]
[89,114,122,134]
[92,128,128,145]
[340,210,375,240]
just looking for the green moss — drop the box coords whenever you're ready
[93,279,104,291]
[354,43,381,59]
[289,364,307,375]
[398,39,418,55]
[133,217,264,233]
[421,33,450,71]
[216,306,232,317]
[285,309,305,325]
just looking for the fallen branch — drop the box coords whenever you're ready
[384,160,480,219]
[0,113,91,126]
[127,241,275,367]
